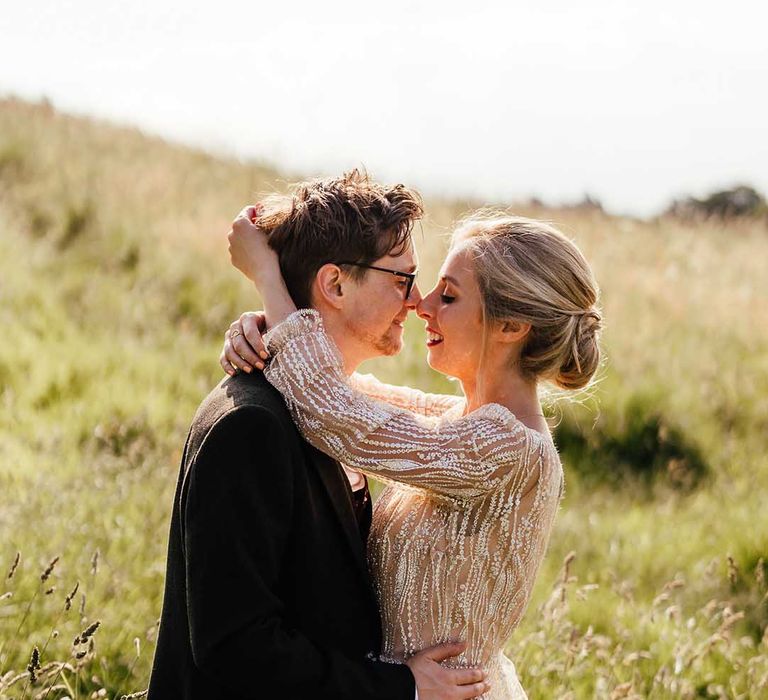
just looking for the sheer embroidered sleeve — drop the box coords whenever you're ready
[349,372,463,418]
[263,309,543,500]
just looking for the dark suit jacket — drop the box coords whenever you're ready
[147,372,415,699]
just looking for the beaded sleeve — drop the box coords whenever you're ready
[263,309,541,500]
[349,372,463,418]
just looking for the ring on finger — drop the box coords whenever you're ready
[231,329,241,339]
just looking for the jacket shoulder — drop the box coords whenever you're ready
[187,373,298,453]
[199,372,290,422]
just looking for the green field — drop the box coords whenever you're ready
[1,96,766,699]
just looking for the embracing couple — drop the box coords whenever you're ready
[147,170,601,699]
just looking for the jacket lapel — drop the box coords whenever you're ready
[305,445,372,584]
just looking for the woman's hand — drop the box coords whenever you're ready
[220,311,270,376]
[227,204,298,326]
[227,205,280,289]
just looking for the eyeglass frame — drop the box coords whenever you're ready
[334,261,417,299]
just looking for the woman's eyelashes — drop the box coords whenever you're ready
[440,293,455,304]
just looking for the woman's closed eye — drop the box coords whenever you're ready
[440,293,455,304]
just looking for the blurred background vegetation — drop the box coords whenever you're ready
[1,96,767,698]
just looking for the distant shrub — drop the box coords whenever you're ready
[0,142,27,181]
[569,193,604,213]
[554,395,708,491]
[119,243,141,271]
[32,369,90,410]
[21,199,96,244]
[666,185,767,222]
[90,412,158,467]
[26,204,53,238]
[58,200,95,249]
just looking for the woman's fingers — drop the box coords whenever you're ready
[457,681,491,699]
[219,346,239,376]
[234,204,261,224]
[225,336,254,373]
[241,312,269,360]
[230,330,263,369]
[220,312,270,377]
[223,317,268,374]
[452,668,485,686]
[223,333,251,374]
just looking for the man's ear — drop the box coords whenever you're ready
[312,264,347,310]
[495,318,531,343]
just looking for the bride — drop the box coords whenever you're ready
[223,208,601,699]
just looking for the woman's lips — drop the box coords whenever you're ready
[426,328,444,346]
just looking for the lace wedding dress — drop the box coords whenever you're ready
[264,310,564,700]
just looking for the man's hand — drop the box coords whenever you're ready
[220,311,270,376]
[406,642,490,700]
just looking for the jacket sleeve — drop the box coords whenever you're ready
[182,405,415,700]
[263,310,542,501]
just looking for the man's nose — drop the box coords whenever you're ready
[406,282,423,309]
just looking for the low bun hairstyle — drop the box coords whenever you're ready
[453,215,602,391]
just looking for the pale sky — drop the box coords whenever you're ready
[2,0,767,216]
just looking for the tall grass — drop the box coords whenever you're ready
[1,96,766,698]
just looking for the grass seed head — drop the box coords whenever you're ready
[7,551,20,579]
[74,620,101,646]
[65,581,79,611]
[27,645,41,683]
[40,556,59,583]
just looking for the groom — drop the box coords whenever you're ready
[147,171,487,699]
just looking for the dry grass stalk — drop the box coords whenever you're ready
[40,558,59,584]
[6,553,20,580]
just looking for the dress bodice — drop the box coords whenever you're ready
[264,310,564,699]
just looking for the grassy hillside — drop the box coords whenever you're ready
[1,96,766,699]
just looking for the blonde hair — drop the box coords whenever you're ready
[453,215,602,391]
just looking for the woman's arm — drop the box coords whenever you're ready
[349,373,463,418]
[217,309,463,417]
[263,309,542,501]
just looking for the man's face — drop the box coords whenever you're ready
[340,243,421,361]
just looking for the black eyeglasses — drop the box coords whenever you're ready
[335,262,417,299]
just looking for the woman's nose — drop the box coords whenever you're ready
[416,291,434,320]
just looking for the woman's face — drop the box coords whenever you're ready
[416,244,486,382]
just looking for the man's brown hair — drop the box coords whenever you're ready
[256,169,423,308]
